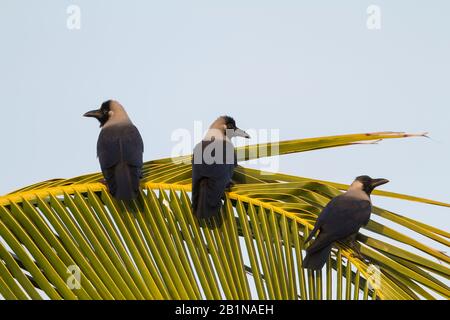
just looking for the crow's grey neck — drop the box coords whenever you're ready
[103,116,132,129]
[204,124,231,142]
[344,183,371,201]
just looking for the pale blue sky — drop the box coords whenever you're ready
[0,1,449,246]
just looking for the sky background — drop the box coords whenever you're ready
[0,1,449,264]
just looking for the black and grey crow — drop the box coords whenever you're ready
[84,100,144,201]
[303,176,389,270]
[192,116,250,220]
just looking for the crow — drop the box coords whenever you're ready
[192,116,250,220]
[84,100,144,201]
[303,175,389,270]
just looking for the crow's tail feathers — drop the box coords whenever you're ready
[303,244,332,270]
[194,179,221,219]
[304,224,320,244]
[113,162,140,201]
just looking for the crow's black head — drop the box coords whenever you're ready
[355,175,389,195]
[221,116,237,130]
[220,115,250,139]
[84,100,112,127]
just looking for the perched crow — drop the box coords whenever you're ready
[192,116,250,220]
[84,100,144,201]
[303,176,389,270]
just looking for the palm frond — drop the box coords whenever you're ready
[0,132,448,300]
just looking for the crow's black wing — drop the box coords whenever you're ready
[192,139,236,218]
[306,195,371,254]
[97,124,144,200]
[97,124,144,170]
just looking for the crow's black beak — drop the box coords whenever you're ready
[83,109,102,119]
[234,128,251,139]
[371,178,389,188]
